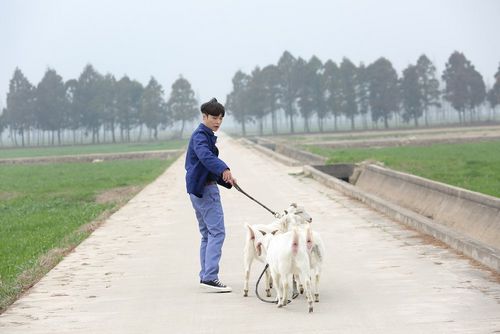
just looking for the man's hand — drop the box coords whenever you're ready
[222,169,236,186]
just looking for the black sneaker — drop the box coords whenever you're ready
[200,279,232,293]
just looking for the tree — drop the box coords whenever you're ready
[442,51,485,123]
[339,58,358,130]
[415,55,441,126]
[246,67,268,135]
[356,63,371,129]
[468,69,486,121]
[74,64,104,143]
[116,75,143,142]
[401,65,423,126]
[99,74,118,143]
[226,70,252,136]
[367,58,400,128]
[277,51,300,133]
[261,65,282,135]
[0,109,6,145]
[140,77,167,140]
[5,68,35,146]
[64,79,80,144]
[323,60,342,130]
[297,56,327,132]
[167,76,197,138]
[296,57,319,132]
[487,63,500,119]
[36,68,67,144]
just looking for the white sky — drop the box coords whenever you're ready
[1,0,499,110]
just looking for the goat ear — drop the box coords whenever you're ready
[284,209,288,214]
[246,225,255,240]
[290,202,297,208]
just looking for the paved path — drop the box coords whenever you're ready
[1,134,500,333]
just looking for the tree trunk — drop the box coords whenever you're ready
[318,117,323,132]
[180,120,186,139]
[111,121,116,143]
[241,120,246,136]
[138,124,143,141]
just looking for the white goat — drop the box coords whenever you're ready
[283,212,325,302]
[243,203,312,297]
[262,227,315,313]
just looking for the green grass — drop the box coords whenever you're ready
[0,140,187,159]
[307,140,500,198]
[0,158,175,311]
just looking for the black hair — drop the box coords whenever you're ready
[200,98,225,117]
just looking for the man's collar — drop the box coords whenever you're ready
[199,123,217,141]
[199,123,214,135]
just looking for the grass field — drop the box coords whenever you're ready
[306,140,500,198]
[0,140,187,159]
[0,158,176,311]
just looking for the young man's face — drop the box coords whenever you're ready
[202,113,224,132]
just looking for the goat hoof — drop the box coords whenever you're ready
[315,294,319,302]
[243,290,248,297]
[300,287,304,294]
[309,306,314,313]
[266,290,272,297]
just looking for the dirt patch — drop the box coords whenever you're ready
[0,192,18,201]
[0,150,183,165]
[95,185,142,205]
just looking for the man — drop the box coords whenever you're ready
[185,98,236,293]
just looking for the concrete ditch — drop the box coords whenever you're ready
[244,137,500,273]
[304,164,500,273]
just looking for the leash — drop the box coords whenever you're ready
[255,264,299,304]
[255,264,275,304]
[233,183,278,217]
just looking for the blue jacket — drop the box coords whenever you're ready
[185,123,232,197]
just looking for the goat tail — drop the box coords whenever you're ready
[291,229,299,255]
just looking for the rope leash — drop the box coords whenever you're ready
[233,183,278,217]
[255,264,299,304]
[255,264,275,304]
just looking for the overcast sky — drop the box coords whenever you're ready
[1,0,499,110]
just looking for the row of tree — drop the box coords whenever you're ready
[2,51,500,146]
[1,65,199,146]
[226,51,500,135]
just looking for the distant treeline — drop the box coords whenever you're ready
[1,65,199,146]
[2,51,500,147]
[226,51,500,135]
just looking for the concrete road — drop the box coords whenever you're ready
[1,134,500,333]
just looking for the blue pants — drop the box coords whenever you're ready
[189,184,225,282]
